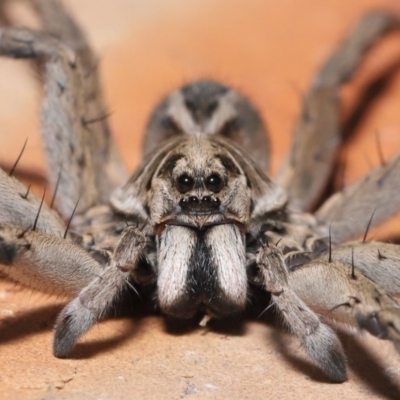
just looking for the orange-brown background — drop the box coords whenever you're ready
[1,0,400,398]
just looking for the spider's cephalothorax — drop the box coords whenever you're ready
[143,80,270,170]
[112,81,286,318]
[2,1,400,384]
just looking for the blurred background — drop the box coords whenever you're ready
[1,0,400,179]
[1,0,400,398]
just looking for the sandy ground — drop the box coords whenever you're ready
[2,0,400,398]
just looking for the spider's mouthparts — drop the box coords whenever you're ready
[156,218,244,232]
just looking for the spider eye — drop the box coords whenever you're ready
[205,174,223,192]
[176,174,194,193]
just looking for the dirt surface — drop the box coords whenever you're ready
[2,0,400,399]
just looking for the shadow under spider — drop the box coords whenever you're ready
[271,326,400,399]
[163,285,273,337]
[4,280,400,398]
[0,284,154,357]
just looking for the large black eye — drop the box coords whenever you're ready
[205,174,223,192]
[176,174,194,193]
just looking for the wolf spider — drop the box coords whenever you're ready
[1,0,400,383]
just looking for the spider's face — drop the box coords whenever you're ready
[150,136,252,230]
[149,139,249,320]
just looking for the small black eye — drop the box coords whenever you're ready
[205,174,223,192]
[176,174,194,193]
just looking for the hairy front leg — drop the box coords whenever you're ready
[0,167,65,235]
[289,259,400,350]
[326,241,400,295]
[0,225,103,296]
[54,226,149,357]
[254,242,347,382]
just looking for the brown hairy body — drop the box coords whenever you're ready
[1,0,400,384]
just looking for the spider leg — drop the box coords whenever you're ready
[53,226,148,357]
[316,153,400,243]
[289,258,400,351]
[0,163,105,295]
[30,0,97,66]
[323,241,400,296]
[111,225,153,281]
[53,265,129,357]
[0,224,103,296]
[0,25,127,219]
[0,167,65,235]
[30,0,128,202]
[276,12,400,211]
[255,243,347,382]
[0,162,111,297]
